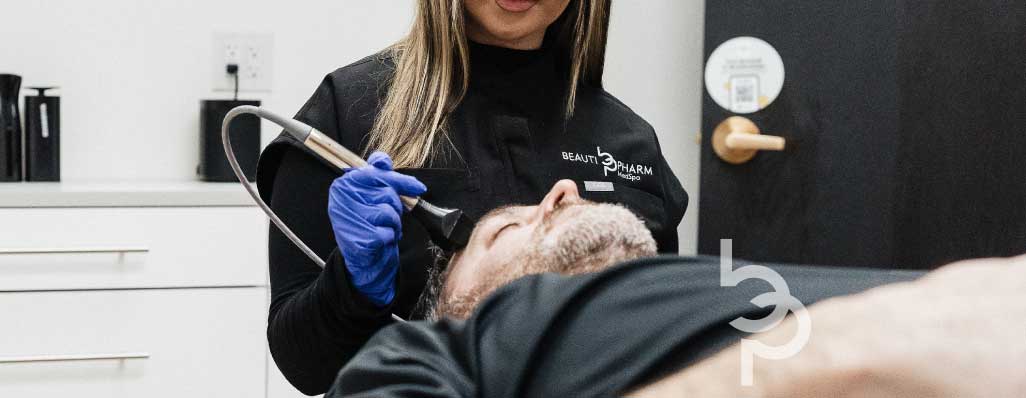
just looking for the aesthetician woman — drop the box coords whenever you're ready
[255,0,688,394]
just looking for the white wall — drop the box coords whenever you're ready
[606,0,705,254]
[1,0,703,251]
[0,0,416,182]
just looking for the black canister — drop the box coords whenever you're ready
[24,87,60,181]
[0,74,22,182]
[199,99,260,182]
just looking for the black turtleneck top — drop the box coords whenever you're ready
[255,41,689,395]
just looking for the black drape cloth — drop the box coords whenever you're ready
[331,256,923,397]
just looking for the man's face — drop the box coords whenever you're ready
[427,180,657,319]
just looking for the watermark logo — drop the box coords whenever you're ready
[720,239,812,386]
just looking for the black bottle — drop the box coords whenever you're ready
[0,74,21,182]
[24,87,60,181]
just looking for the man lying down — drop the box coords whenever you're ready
[328,180,1026,397]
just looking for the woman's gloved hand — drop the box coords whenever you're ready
[328,151,427,307]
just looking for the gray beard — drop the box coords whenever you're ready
[428,202,657,320]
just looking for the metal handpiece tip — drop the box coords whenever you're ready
[409,200,474,251]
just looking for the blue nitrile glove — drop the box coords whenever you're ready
[328,151,427,307]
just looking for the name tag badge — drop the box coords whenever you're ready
[584,181,614,192]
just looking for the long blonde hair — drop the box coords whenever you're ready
[366,0,611,168]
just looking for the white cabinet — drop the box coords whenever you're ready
[0,207,266,291]
[0,288,267,397]
[0,183,276,397]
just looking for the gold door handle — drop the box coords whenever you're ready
[712,116,786,164]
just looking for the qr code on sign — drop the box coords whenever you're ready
[730,75,760,113]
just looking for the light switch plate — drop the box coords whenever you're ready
[212,32,274,92]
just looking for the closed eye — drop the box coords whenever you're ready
[489,223,517,246]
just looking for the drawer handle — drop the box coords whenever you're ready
[0,352,151,364]
[0,247,149,255]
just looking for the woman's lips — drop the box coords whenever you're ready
[495,0,537,13]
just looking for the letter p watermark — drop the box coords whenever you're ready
[720,239,812,386]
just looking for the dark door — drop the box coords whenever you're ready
[698,1,1026,269]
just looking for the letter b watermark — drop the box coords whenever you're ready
[720,239,811,386]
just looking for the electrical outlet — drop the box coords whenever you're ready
[212,33,274,92]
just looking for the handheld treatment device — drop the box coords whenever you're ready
[221,105,473,271]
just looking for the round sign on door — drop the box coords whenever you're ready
[705,37,786,114]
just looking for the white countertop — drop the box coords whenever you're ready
[0,181,258,208]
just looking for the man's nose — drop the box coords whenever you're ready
[537,180,581,218]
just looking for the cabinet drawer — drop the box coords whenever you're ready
[0,207,267,291]
[0,288,267,398]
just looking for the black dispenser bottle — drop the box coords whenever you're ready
[24,87,60,181]
[0,74,21,182]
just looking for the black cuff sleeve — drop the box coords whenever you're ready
[264,143,395,395]
[267,248,395,395]
[318,248,398,321]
